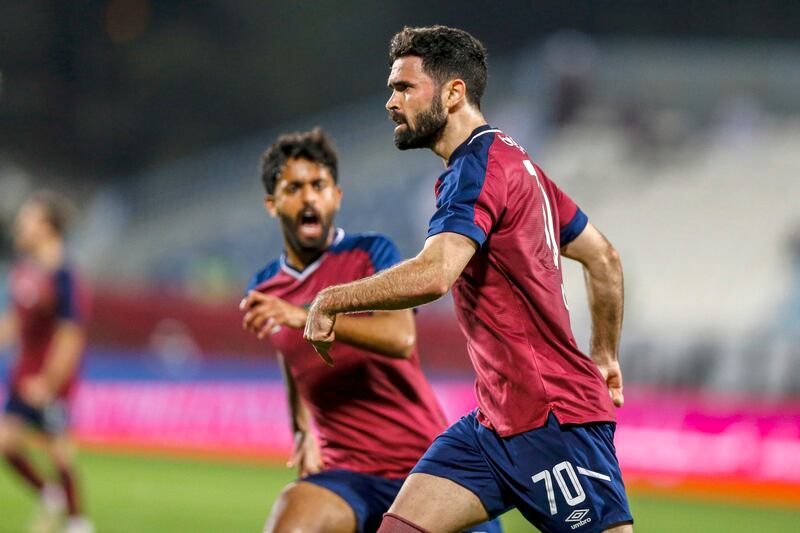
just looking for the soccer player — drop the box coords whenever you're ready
[0,191,93,533]
[304,26,633,533]
[240,128,501,533]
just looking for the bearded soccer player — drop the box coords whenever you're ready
[305,27,633,533]
[240,128,501,533]
[0,192,93,533]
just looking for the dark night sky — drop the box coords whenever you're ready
[1,0,798,179]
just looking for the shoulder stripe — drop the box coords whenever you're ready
[468,129,502,145]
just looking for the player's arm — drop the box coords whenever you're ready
[241,293,416,359]
[278,352,322,477]
[21,320,85,407]
[0,311,19,349]
[304,232,478,363]
[562,222,625,407]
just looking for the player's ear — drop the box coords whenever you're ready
[264,194,278,218]
[333,185,343,211]
[443,78,467,110]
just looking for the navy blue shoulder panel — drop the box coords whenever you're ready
[245,259,281,294]
[331,232,402,273]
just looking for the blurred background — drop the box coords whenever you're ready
[1,1,800,531]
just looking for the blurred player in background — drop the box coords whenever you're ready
[240,128,500,533]
[305,26,633,532]
[0,192,93,533]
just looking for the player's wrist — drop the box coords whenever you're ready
[590,351,617,367]
[312,288,337,315]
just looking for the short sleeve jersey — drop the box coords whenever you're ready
[8,260,86,397]
[247,229,448,478]
[427,125,616,437]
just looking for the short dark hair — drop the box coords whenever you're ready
[260,127,338,195]
[389,25,488,108]
[28,189,76,236]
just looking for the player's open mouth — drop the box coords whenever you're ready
[297,209,323,240]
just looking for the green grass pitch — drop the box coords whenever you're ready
[0,450,798,532]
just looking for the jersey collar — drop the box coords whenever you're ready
[279,227,345,281]
[447,124,500,166]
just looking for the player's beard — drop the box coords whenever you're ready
[393,94,448,150]
[280,211,334,256]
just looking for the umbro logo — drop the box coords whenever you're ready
[566,509,589,522]
[566,509,592,529]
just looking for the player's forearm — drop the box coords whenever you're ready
[583,248,624,365]
[316,255,448,316]
[279,353,312,433]
[0,313,18,349]
[41,323,85,391]
[333,312,416,359]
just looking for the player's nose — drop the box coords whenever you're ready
[301,184,318,203]
[385,91,399,111]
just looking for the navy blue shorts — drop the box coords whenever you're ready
[3,392,69,435]
[411,411,633,533]
[304,469,503,533]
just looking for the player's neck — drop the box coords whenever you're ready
[29,237,64,269]
[432,107,487,164]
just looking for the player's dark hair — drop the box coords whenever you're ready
[260,127,338,195]
[389,25,488,108]
[28,190,76,236]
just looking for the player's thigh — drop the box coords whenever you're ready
[265,480,357,533]
[387,473,491,533]
[0,414,27,453]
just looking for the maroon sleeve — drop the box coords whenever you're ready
[539,165,589,246]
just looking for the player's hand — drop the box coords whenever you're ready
[19,375,53,409]
[287,430,324,478]
[596,360,624,408]
[304,296,336,366]
[240,291,308,338]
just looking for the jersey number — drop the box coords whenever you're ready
[523,160,569,309]
[531,462,586,515]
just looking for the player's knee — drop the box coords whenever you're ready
[0,420,22,455]
[264,483,321,533]
[265,481,355,533]
[47,438,75,469]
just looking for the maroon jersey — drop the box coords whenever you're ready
[8,260,86,398]
[247,229,447,478]
[427,125,616,437]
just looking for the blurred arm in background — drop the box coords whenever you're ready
[241,291,416,359]
[0,312,18,349]
[20,319,85,408]
[562,222,625,407]
[278,352,323,477]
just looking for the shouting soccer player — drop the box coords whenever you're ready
[241,128,501,533]
[0,192,93,533]
[305,27,633,533]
